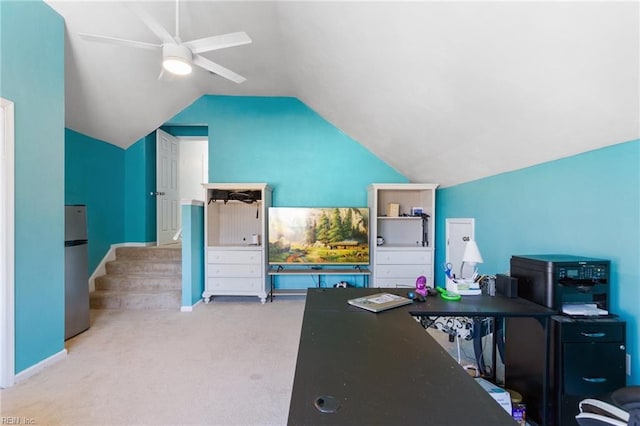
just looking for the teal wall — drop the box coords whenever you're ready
[0,1,65,373]
[124,134,156,243]
[65,129,125,272]
[65,130,157,268]
[168,96,407,206]
[168,95,407,290]
[435,139,640,384]
[181,203,204,307]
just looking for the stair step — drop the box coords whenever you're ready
[95,274,181,291]
[105,259,181,276]
[90,290,181,310]
[93,245,182,310]
[115,246,181,261]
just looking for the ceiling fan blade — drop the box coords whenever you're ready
[79,33,161,51]
[193,55,246,84]
[184,32,252,54]
[128,3,176,45]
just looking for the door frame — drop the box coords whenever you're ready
[1,97,16,388]
[445,218,475,278]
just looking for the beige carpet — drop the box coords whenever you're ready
[1,297,306,426]
[1,296,495,426]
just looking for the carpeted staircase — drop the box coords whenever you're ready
[91,246,182,310]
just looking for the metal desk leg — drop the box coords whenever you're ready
[491,317,497,380]
[542,315,550,426]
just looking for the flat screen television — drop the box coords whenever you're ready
[268,207,369,265]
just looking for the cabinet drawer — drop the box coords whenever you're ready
[563,342,626,396]
[207,264,262,278]
[376,264,431,279]
[207,277,262,292]
[376,250,432,265]
[561,322,625,342]
[207,249,261,265]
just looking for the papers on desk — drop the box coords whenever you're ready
[562,303,609,316]
[446,278,482,296]
[348,293,412,313]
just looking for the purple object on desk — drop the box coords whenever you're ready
[416,275,427,297]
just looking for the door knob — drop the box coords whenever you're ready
[150,191,166,196]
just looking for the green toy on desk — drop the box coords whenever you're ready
[437,286,462,301]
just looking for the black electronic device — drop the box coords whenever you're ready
[510,254,610,311]
[268,207,369,266]
[505,254,619,426]
[495,274,518,298]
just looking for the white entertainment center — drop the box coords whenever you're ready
[368,183,439,288]
[202,183,272,304]
[202,182,437,302]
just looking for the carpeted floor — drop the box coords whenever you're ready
[1,296,494,425]
[1,297,306,426]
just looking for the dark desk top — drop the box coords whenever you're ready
[304,287,557,317]
[288,288,555,425]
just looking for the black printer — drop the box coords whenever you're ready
[505,255,626,426]
[510,254,610,312]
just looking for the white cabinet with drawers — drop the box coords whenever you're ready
[202,183,272,304]
[374,248,434,288]
[205,247,265,300]
[368,183,438,288]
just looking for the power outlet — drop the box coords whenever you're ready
[627,354,631,376]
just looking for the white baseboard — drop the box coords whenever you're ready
[15,348,67,384]
[89,242,156,291]
[180,299,202,312]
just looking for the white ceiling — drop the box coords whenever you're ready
[46,1,639,187]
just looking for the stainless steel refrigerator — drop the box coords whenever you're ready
[65,205,90,340]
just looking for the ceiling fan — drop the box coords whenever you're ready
[79,0,251,83]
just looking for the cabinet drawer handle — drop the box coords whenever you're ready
[581,332,606,338]
[582,377,607,383]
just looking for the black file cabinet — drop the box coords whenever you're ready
[554,316,627,426]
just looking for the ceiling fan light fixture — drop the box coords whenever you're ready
[162,44,193,75]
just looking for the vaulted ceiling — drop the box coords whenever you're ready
[46,1,639,187]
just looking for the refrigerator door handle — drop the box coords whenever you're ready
[65,240,88,247]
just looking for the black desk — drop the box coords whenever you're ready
[288,288,556,425]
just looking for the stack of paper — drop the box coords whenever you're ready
[562,303,609,316]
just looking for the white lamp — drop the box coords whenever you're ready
[162,44,193,75]
[460,240,483,279]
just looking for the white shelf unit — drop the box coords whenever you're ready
[203,183,272,304]
[368,183,439,288]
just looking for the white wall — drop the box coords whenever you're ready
[179,138,208,201]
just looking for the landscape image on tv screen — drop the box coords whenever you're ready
[268,207,369,265]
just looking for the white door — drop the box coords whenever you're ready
[1,98,15,388]
[156,129,180,246]
[445,218,475,279]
